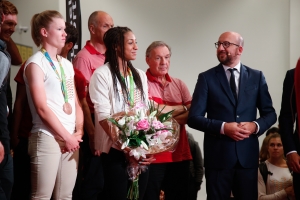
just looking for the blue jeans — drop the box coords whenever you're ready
[0,153,13,200]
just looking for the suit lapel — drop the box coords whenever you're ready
[215,64,236,106]
[238,64,248,104]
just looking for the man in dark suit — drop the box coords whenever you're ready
[187,31,276,200]
[279,59,300,199]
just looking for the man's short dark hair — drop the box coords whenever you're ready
[266,126,279,136]
[65,21,78,46]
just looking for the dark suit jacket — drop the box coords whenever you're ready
[278,69,300,155]
[187,64,276,169]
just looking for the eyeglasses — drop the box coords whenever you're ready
[215,41,240,49]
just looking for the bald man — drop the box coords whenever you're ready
[188,32,276,199]
[72,11,113,200]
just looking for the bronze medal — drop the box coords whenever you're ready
[63,102,72,115]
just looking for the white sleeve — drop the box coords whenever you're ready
[89,68,112,121]
[258,168,288,200]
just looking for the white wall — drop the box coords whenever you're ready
[8,0,300,199]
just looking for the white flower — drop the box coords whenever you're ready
[129,147,147,160]
[118,117,126,126]
[121,139,130,149]
[149,110,157,118]
[127,119,135,133]
[140,140,149,150]
[163,121,172,127]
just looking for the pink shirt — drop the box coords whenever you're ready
[147,69,192,163]
[73,41,105,113]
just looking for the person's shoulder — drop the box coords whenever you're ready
[241,64,261,74]
[74,47,89,58]
[201,64,222,75]
[0,51,9,63]
[287,68,295,75]
[135,68,146,76]
[94,62,110,74]
[169,75,185,84]
[27,51,44,64]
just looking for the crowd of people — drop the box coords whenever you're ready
[0,0,300,200]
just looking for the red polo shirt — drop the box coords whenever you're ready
[147,69,192,163]
[73,41,105,113]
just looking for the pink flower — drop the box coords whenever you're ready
[136,119,150,130]
[152,119,165,129]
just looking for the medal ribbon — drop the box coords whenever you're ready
[41,48,69,104]
[121,68,134,107]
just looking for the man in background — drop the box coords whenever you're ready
[0,0,14,198]
[0,0,22,138]
[72,11,113,200]
[144,41,192,200]
[279,59,300,199]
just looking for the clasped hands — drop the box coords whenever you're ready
[224,122,257,141]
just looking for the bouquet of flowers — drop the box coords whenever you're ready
[107,101,180,200]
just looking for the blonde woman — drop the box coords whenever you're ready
[258,133,295,200]
[24,10,83,199]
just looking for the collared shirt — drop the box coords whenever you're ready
[73,40,105,82]
[147,69,192,163]
[223,62,241,97]
[73,40,105,113]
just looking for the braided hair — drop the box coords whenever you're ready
[103,26,145,105]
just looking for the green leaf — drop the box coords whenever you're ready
[157,110,174,122]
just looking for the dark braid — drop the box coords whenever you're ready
[103,26,145,105]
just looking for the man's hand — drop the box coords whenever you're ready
[224,122,251,141]
[238,122,257,136]
[287,153,300,173]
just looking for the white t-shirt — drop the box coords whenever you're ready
[258,160,294,200]
[24,51,76,137]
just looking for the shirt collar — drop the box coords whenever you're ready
[146,69,172,83]
[222,62,241,73]
[85,40,103,55]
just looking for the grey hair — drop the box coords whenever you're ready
[145,41,172,57]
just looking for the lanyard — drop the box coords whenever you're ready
[121,68,134,108]
[41,48,69,103]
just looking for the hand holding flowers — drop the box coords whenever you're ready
[106,101,180,200]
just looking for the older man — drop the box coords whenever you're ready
[72,10,113,200]
[144,41,192,200]
[188,31,276,199]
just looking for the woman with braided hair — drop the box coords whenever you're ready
[89,26,155,199]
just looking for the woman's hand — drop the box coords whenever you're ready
[62,135,80,153]
[138,154,156,165]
